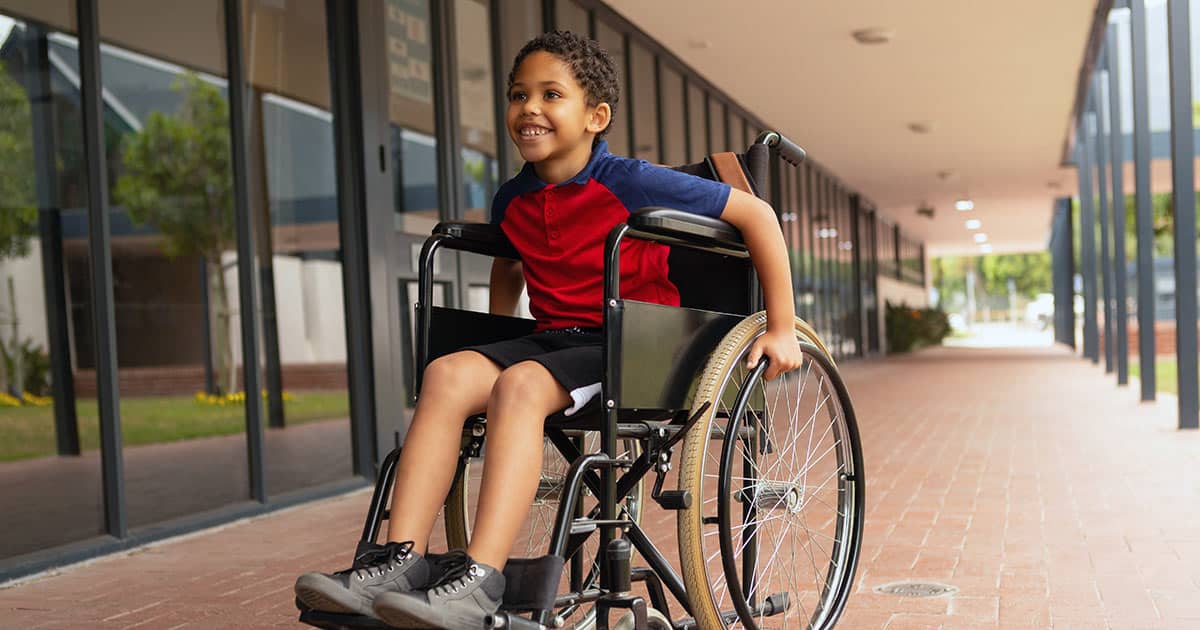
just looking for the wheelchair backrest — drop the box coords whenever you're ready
[667,143,769,316]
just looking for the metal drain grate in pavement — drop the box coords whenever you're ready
[873,581,958,598]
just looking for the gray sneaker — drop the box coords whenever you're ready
[373,556,506,630]
[294,541,430,617]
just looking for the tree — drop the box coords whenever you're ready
[0,60,37,258]
[0,60,39,397]
[978,252,1052,299]
[112,73,239,393]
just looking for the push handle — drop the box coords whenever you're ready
[754,130,807,166]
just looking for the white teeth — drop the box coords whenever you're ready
[520,127,549,137]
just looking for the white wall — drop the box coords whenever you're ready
[225,252,347,366]
[0,240,49,352]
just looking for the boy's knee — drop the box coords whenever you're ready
[489,362,560,411]
[422,352,487,393]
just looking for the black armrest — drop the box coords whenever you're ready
[627,207,746,252]
[432,222,520,260]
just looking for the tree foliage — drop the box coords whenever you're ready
[978,252,1052,298]
[113,73,239,392]
[0,60,37,260]
[113,73,234,260]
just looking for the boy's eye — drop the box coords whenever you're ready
[508,91,526,102]
[545,91,561,99]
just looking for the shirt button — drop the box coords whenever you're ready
[550,231,561,239]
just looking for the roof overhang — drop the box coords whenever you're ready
[604,1,1104,256]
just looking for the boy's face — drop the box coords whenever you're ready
[506,51,610,165]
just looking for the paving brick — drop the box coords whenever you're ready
[4,345,1200,628]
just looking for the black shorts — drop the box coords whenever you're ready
[465,328,603,416]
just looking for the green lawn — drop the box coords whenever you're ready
[1128,358,1183,395]
[0,391,349,462]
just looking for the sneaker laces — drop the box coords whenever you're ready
[340,540,414,581]
[426,551,481,596]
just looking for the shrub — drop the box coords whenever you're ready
[885,301,951,353]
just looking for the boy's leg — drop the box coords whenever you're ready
[386,350,502,552]
[467,360,571,568]
[295,350,501,617]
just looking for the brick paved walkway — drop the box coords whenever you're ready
[3,344,1200,628]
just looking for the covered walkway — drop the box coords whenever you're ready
[3,342,1199,628]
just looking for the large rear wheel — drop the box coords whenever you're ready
[677,314,864,629]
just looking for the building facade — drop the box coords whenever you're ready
[0,0,927,579]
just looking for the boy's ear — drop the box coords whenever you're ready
[587,102,612,135]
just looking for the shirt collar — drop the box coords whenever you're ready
[513,140,610,192]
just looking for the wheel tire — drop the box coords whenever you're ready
[612,606,672,630]
[444,433,644,629]
[676,313,865,629]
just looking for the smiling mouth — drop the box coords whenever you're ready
[519,126,551,138]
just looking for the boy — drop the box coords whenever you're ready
[294,30,801,630]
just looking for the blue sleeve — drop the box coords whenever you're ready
[490,182,517,225]
[609,159,732,218]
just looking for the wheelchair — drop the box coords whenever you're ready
[299,132,865,629]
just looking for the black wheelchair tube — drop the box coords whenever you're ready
[548,453,624,558]
[361,447,401,546]
[754,131,806,166]
[415,234,450,396]
[718,357,771,630]
[601,223,632,587]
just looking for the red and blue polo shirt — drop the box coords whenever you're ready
[491,141,732,331]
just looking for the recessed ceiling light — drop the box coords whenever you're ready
[852,27,893,44]
[973,232,989,243]
[955,199,975,211]
[908,121,935,134]
[979,244,994,254]
[965,219,982,230]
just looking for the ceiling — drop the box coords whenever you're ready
[604,0,1099,256]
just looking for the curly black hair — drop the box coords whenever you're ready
[507,30,620,142]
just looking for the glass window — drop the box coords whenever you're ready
[0,1,107,560]
[686,80,706,160]
[628,40,656,161]
[555,0,589,36]
[456,0,498,223]
[707,95,725,152]
[594,21,627,156]
[386,0,439,235]
[244,0,352,496]
[497,0,540,178]
[98,0,250,528]
[659,63,685,166]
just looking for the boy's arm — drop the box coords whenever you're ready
[489,258,525,316]
[718,187,803,380]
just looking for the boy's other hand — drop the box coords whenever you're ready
[745,329,803,381]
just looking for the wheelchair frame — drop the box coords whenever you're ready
[299,133,862,630]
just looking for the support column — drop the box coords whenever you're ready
[77,0,126,537]
[1079,115,1100,364]
[1051,198,1076,348]
[1130,0,1156,400]
[1093,72,1114,373]
[1106,23,1129,386]
[25,26,80,455]
[224,0,267,500]
[1166,0,1199,429]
